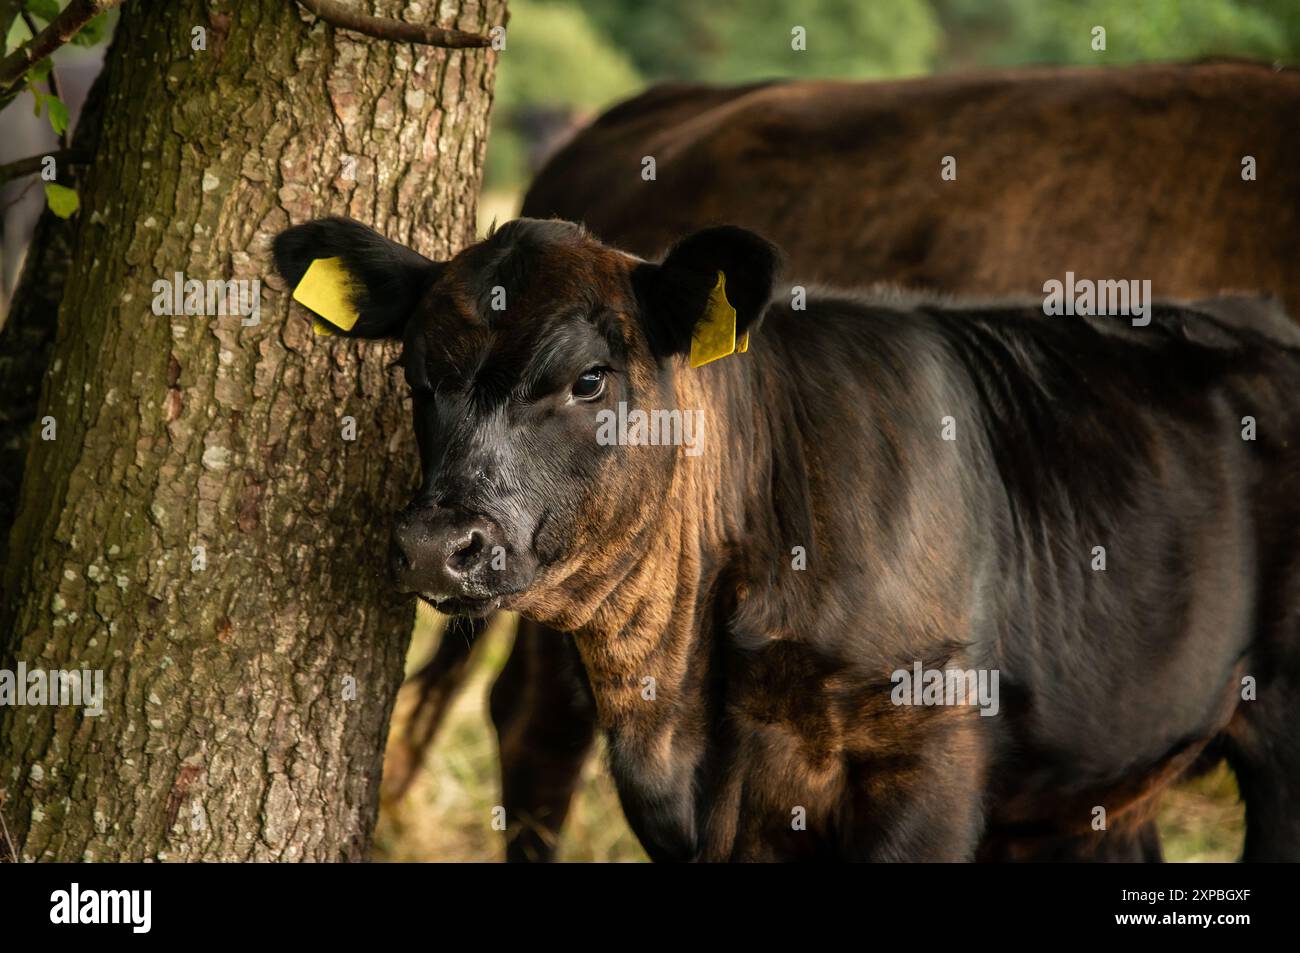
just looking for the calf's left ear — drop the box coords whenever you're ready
[272,217,443,338]
[638,226,781,367]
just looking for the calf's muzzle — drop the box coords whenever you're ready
[391,504,506,607]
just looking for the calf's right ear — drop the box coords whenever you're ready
[272,217,443,338]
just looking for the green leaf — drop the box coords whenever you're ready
[24,0,61,23]
[70,11,109,46]
[28,57,52,83]
[45,93,67,135]
[44,182,79,219]
[25,83,68,136]
[5,17,34,58]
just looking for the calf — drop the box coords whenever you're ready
[276,217,1300,861]
[409,60,1300,861]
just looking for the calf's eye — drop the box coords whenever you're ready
[571,368,606,401]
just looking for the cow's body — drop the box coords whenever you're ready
[580,292,1300,860]
[528,61,1300,314]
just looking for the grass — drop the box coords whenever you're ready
[372,607,646,863]
[372,611,1244,863]
[1157,763,1244,862]
[477,190,523,237]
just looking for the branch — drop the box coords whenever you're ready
[0,0,124,95]
[20,9,68,150]
[0,802,17,862]
[295,0,492,49]
[0,791,18,862]
[0,148,90,185]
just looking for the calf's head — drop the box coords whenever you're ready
[273,217,778,618]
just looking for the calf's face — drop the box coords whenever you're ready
[273,218,778,617]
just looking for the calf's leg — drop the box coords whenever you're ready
[977,818,1164,862]
[1225,677,1300,861]
[490,619,598,862]
[1223,555,1300,862]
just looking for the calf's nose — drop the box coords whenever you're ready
[391,508,499,597]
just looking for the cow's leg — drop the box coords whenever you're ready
[853,758,985,861]
[1225,675,1300,861]
[382,614,490,803]
[1134,819,1166,861]
[1048,820,1164,862]
[1218,559,1300,863]
[978,819,1164,862]
[815,708,988,862]
[490,619,597,862]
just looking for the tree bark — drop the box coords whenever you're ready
[1,70,109,573]
[0,0,504,862]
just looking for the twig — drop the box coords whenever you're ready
[0,149,91,185]
[294,0,492,49]
[0,800,18,862]
[0,0,124,95]
[0,176,41,216]
[20,9,68,150]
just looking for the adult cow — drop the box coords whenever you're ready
[387,60,1300,861]
[275,215,1300,862]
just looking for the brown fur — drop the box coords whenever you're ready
[530,61,1300,314]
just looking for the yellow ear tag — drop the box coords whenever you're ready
[690,271,739,368]
[292,256,360,332]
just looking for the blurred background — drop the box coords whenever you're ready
[376,0,1299,863]
[471,0,1300,228]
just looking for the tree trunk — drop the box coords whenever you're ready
[1,71,109,571]
[0,0,504,862]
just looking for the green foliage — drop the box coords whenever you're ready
[483,128,526,196]
[27,55,50,82]
[541,0,1300,83]
[23,0,60,23]
[3,2,115,213]
[44,91,66,133]
[43,182,78,218]
[70,11,108,46]
[496,0,641,113]
[932,0,1300,67]
[581,0,941,81]
[28,86,67,134]
[20,0,110,45]
[712,0,942,80]
[485,0,642,189]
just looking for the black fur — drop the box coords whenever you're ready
[271,217,442,337]
[636,225,782,358]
